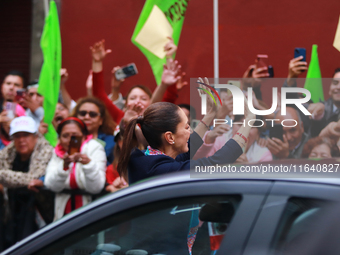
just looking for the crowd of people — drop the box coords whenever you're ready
[0,37,340,250]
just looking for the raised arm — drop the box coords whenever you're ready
[90,40,124,123]
[151,58,181,104]
[286,56,308,87]
[59,68,73,110]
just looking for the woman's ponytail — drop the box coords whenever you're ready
[117,117,140,179]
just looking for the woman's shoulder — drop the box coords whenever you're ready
[85,139,106,150]
[97,132,114,140]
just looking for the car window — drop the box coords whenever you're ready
[270,197,331,254]
[35,195,241,255]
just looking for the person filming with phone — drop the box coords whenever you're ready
[267,107,309,159]
[42,117,106,221]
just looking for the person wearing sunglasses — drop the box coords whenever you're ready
[71,97,116,165]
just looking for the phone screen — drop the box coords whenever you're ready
[68,136,82,155]
[268,65,274,78]
[15,89,26,101]
[256,54,268,69]
[294,48,306,62]
[269,124,283,141]
[115,63,138,80]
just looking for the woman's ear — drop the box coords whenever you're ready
[164,131,175,145]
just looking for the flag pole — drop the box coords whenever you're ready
[44,0,49,17]
[213,0,219,81]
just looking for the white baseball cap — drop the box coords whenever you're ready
[9,116,37,136]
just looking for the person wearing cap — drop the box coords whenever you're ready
[0,116,53,249]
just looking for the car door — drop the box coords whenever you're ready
[5,179,272,255]
[243,180,340,255]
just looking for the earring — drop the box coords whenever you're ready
[172,141,175,144]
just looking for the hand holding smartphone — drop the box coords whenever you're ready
[68,136,82,155]
[115,63,138,80]
[255,55,273,78]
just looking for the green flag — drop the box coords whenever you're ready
[38,1,61,146]
[304,44,324,103]
[131,0,189,85]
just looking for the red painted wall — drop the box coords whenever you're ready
[0,0,32,84]
[60,0,340,108]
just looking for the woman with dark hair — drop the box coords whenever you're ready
[44,117,106,221]
[117,92,256,184]
[71,96,116,165]
[301,136,340,159]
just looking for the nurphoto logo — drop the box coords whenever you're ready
[198,81,312,128]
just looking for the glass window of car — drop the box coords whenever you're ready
[270,197,332,254]
[36,195,242,255]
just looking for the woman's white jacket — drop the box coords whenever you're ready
[44,139,107,221]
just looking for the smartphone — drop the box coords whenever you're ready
[268,65,274,78]
[256,54,270,77]
[68,136,82,155]
[15,88,26,101]
[269,124,283,141]
[115,63,138,80]
[256,54,268,69]
[294,48,306,62]
[5,102,15,119]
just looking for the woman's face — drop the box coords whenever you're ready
[59,123,83,152]
[77,102,102,135]
[172,109,191,155]
[126,88,151,113]
[53,103,69,129]
[309,144,332,159]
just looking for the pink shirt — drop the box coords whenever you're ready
[193,130,273,163]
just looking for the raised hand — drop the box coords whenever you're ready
[164,37,177,57]
[175,70,188,91]
[90,39,112,63]
[161,58,181,86]
[197,77,219,118]
[60,68,69,85]
[216,93,233,119]
[205,124,230,144]
[288,56,308,79]
[242,64,268,89]
[308,102,325,120]
[267,135,289,159]
[38,122,48,135]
